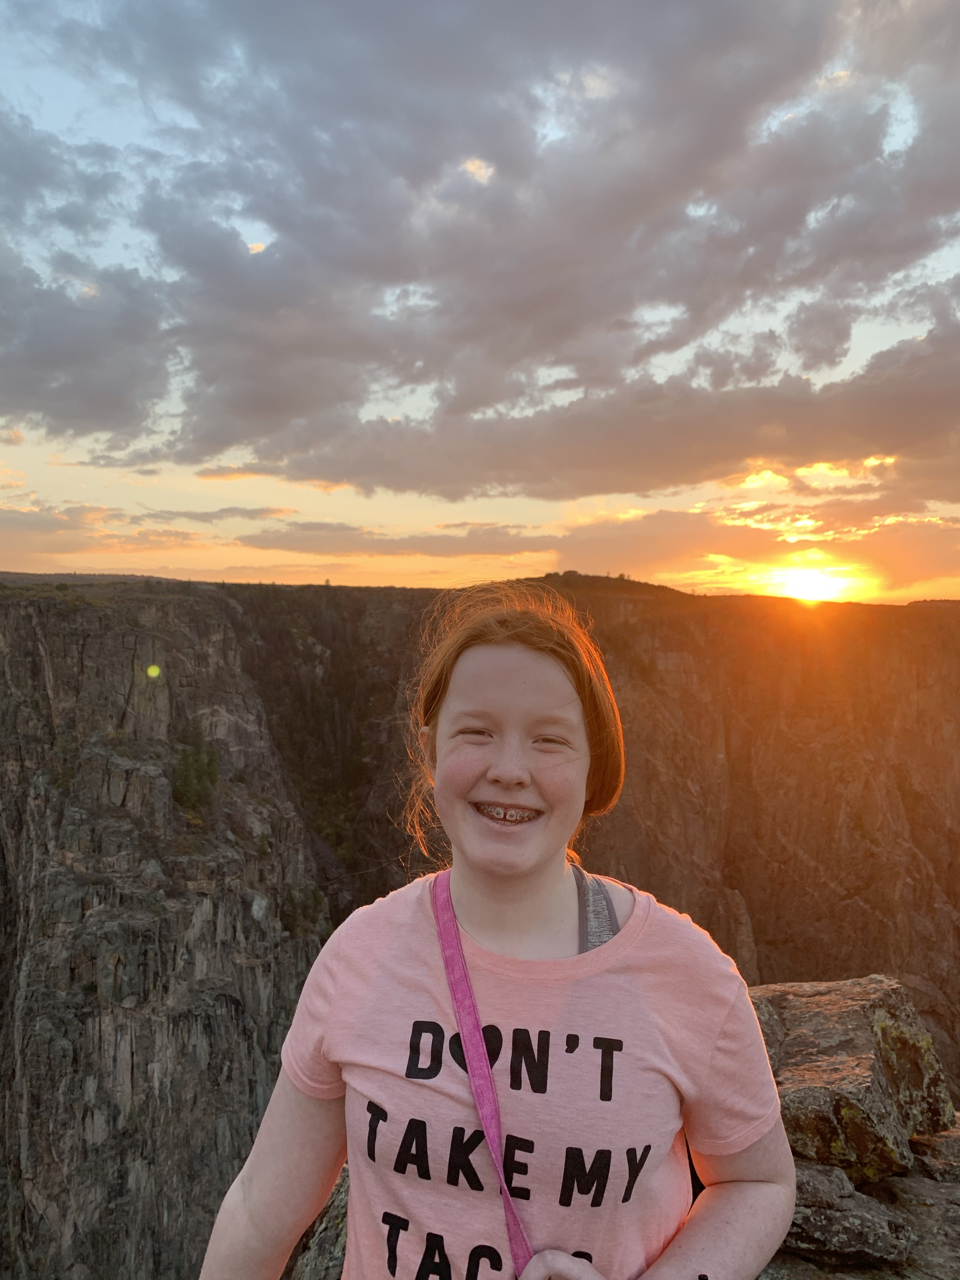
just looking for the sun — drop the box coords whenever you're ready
[773,568,854,602]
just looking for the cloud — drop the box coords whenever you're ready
[0,0,958,514]
[0,100,121,233]
[3,481,959,598]
[0,244,172,441]
[236,519,559,557]
[129,505,295,524]
[0,499,209,563]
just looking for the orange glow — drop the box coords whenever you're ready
[660,550,881,602]
[770,567,855,601]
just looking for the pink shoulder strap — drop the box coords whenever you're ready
[431,869,534,1276]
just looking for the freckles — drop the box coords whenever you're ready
[433,752,481,797]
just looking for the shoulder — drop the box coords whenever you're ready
[603,878,636,929]
[648,893,736,962]
[330,872,436,952]
[600,875,741,986]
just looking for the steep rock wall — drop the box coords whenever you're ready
[573,584,960,1089]
[0,585,332,1280]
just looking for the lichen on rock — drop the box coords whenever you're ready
[751,975,955,1184]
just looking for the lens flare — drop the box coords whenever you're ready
[146,664,161,678]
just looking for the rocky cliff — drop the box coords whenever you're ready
[574,580,960,1093]
[0,582,335,1279]
[1,573,959,1278]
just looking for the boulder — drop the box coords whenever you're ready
[861,1175,960,1280]
[751,975,955,1184]
[909,1125,960,1182]
[762,1173,960,1280]
[760,1256,906,1279]
[781,1161,916,1266]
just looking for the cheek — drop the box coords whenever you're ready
[432,747,482,801]
[540,759,590,812]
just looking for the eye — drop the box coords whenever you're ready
[536,735,571,747]
[457,726,491,738]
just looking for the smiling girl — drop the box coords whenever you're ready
[199,582,795,1280]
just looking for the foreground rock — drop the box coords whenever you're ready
[752,978,959,1279]
[761,1177,960,1280]
[751,975,955,1184]
[782,1162,915,1265]
[862,1176,960,1280]
[910,1124,960,1182]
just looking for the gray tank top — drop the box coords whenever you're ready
[572,864,621,952]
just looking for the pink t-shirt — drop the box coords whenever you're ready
[282,874,780,1280]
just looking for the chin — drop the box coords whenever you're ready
[454,838,565,879]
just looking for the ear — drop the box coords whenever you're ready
[418,725,436,782]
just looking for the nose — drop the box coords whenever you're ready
[486,733,531,788]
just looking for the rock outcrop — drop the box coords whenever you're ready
[752,975,954,1183]
[910,1125,960,1181]
[762,1177,960,1280]
[782,1161,916,1267]
[755,978,958,1278]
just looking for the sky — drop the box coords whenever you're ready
[1,0,959,602]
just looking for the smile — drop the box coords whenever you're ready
[473,802,542,824]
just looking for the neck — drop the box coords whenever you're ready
[447,850,580,959]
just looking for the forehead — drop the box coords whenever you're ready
[444,643,580,711]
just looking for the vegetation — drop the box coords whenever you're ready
[280,885,328,938]
[223,583,432,914]
[172,719,220,811]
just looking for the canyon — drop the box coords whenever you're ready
[1,572,958,1278]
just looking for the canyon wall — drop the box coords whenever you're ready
[0,584,334,1280]
[1,573,959,1277]
[576,582,960,1090]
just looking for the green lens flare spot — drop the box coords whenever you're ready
[146,664,161,678]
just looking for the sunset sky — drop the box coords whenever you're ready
[1,0,959,601]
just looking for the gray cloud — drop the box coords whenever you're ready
[2,0,959,503]
[237,520,559,557]
[0,99,121,233]
[0,244,171,441]
[129,505,293,524]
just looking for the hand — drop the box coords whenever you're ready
[519,1250,606,1280]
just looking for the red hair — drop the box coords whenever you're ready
[405,580,624,858]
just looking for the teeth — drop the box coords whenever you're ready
[476,802,538,823]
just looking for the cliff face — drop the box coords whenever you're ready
[2,574,960,1278]
[574,585,960,1090]
[0,585,333,1280]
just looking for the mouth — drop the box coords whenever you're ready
[472,801,542,825]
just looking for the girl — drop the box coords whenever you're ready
[199,582,796,1280]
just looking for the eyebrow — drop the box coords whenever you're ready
[449,708,581,729]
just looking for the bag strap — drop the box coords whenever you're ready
[431,869,534,1276]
